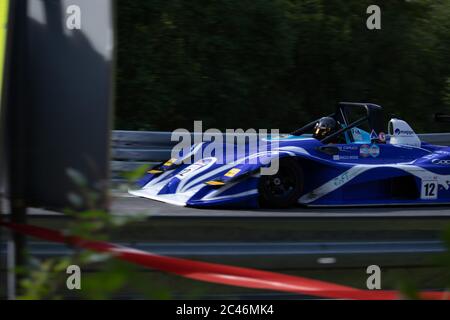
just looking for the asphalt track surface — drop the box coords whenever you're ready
[110,193,450,218]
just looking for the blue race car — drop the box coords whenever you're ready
[129,102,450,208]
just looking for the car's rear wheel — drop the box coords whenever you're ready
[258,158,304,208]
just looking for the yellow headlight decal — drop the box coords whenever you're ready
[224,168,241,178]
[164,158,177,166]
[148,169,163,174]
[205,180,225,186]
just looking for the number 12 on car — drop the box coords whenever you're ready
[421,180,438,200]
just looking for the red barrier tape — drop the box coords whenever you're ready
[0,220,448,300]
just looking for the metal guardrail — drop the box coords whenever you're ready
[111,130,450,182]
[111,130,262,181]
[417,133,450,145]
[1,240,444,268]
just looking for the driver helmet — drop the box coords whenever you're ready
[313,117,337,139]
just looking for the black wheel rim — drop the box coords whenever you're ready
[262,165,297,199]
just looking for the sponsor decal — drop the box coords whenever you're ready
[369,144,380,158]
[431,159,450,165]
[370,130,378,140]
[394,128,414,136]
[378,132,386,142]
[333,172,351,188]
[359,144,370,158]
[333,145,359,160]
[424,151,450,161]
[422,154,436,160]
[224,168,241,177]
[177,158,215,179]
[352,128,363,141]
[342,156,358,160]
[338,145,359,151]
[334,155,358,161]
[436,150,450,155]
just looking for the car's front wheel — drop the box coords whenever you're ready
[258,158,304,208]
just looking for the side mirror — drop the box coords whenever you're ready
[434,113,450,123]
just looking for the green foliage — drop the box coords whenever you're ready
[398,223,450,299]
[19,258,72,300]
[436,224,450,290]
[80,260,133,300]
[116,0,450,133]
[121,163,150,183]
[443,78,450,109]
[16,168,167,300]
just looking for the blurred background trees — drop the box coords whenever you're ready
[116,0,450,133]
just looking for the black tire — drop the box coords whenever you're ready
[258,158,304,208]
